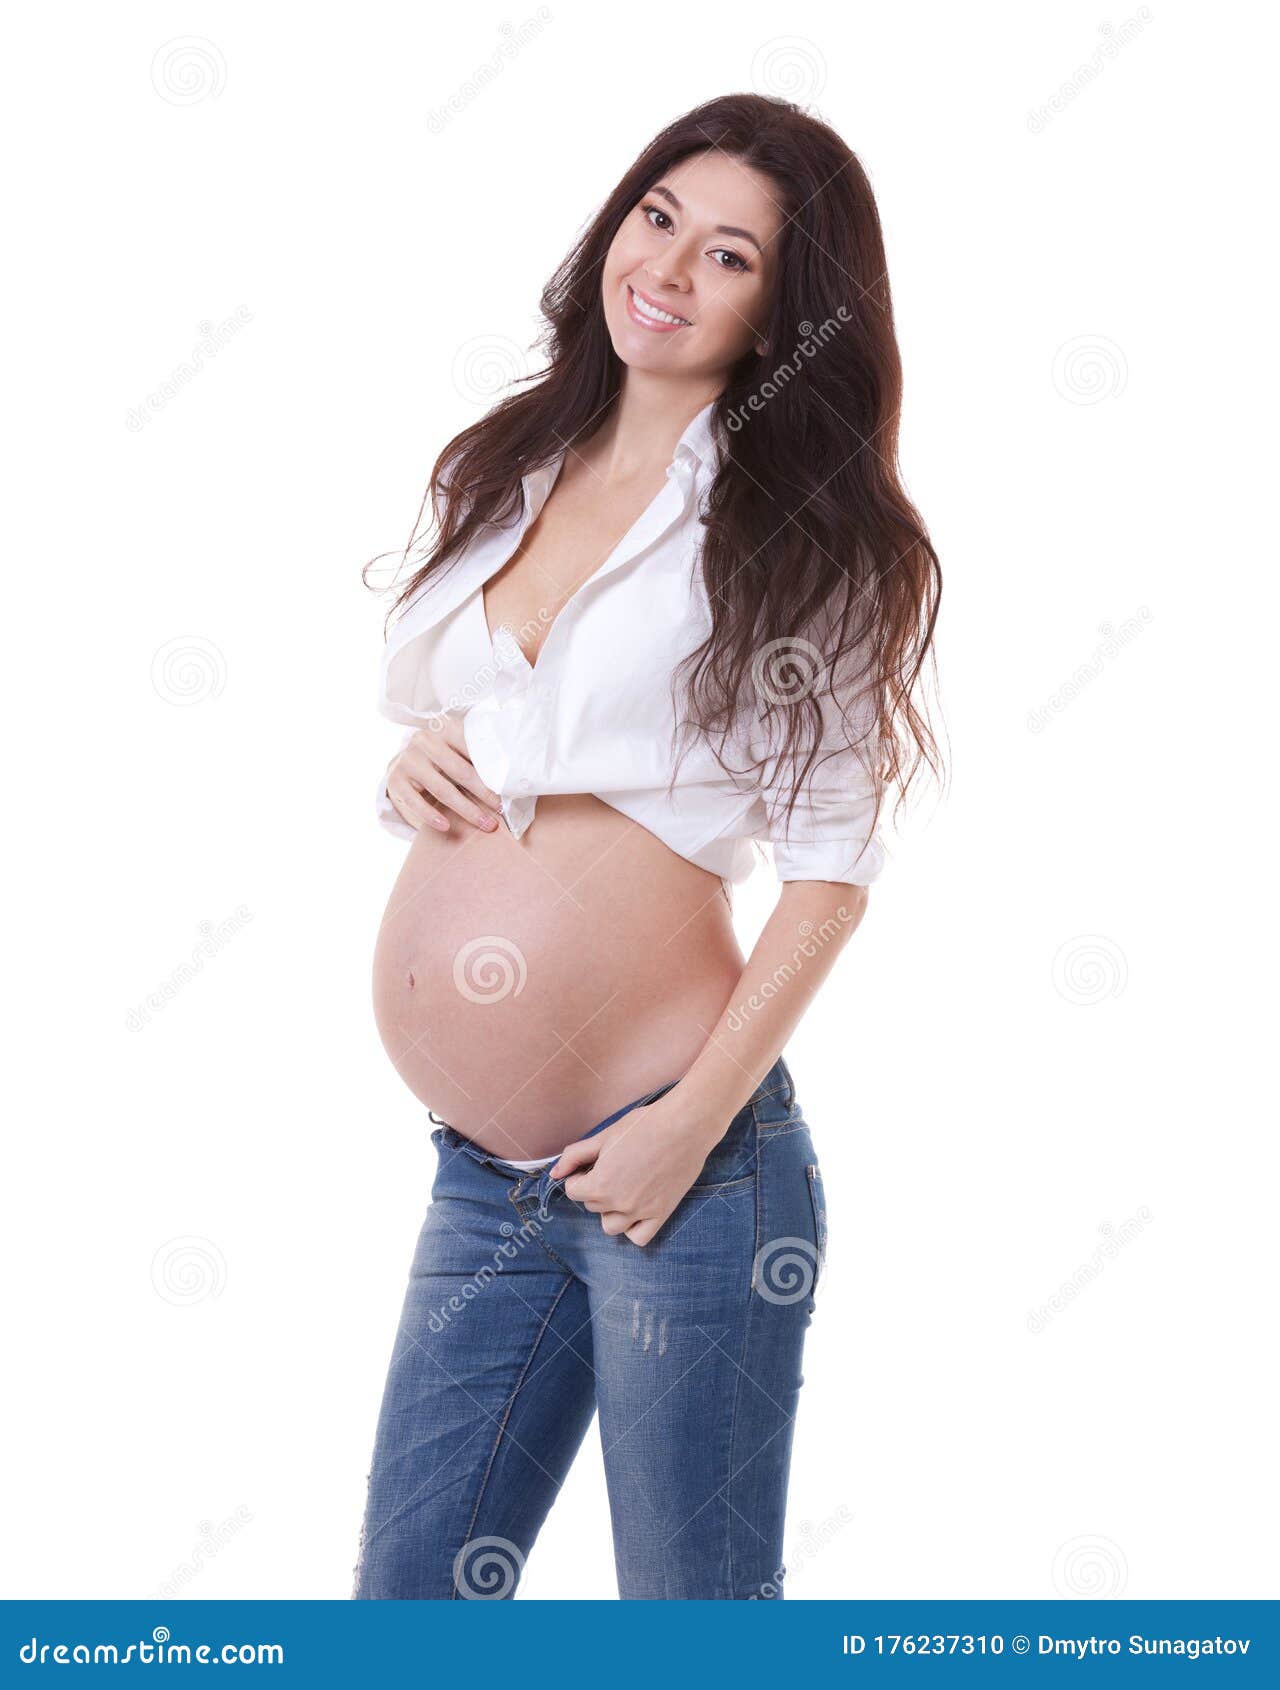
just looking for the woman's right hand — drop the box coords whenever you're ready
[385,716,505,834]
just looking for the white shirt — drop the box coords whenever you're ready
[374,399,887,889]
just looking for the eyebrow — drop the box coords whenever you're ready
[648,183,764,254]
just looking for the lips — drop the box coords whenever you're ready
[626,283,692,332]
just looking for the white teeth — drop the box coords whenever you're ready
[630,288,689,326]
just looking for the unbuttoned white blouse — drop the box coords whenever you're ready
[374,399,887,888]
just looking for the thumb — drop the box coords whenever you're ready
[549,1138,599,1180]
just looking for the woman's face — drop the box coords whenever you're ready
[601,149,784,382]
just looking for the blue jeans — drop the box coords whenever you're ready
[352,1054,827,1600]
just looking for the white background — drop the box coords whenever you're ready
[3,0,1275,1601]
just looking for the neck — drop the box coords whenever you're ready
[584,373,721,483]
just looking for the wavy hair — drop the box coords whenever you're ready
[365,92,943,845]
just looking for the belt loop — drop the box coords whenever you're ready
[783,1055,796,1109]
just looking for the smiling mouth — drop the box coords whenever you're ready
[627,284,692,328]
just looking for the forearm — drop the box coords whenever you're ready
[675,879,869,1142]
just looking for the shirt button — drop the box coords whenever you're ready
[516,778,533,794]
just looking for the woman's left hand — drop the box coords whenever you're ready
[551,1093,721,1247]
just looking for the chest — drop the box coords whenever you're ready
[481,465,672,666]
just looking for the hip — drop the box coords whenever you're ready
[424,1054,828,1310]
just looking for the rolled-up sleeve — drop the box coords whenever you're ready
[754,635,888,887]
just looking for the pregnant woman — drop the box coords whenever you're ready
[353,92,940,1601]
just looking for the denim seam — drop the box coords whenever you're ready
[452,1272,577,1598]
[725,1126,763,1598]
[688,1173,756,1195]
[750,1096,799,1133]
[509,1192,579,1275]
[749,1119,805,1141]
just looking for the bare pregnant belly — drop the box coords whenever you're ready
[371,793,745,1160]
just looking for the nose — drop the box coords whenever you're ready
[644,246,693,295]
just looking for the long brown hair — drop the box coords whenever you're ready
[365,92,943,847]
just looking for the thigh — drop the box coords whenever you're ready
[353,1133,598,1599]
[585,1088,824,1600]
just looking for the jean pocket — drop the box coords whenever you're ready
[805,1163,827,1295]
[689,1100,758,1192]
[751,1086,799,1133]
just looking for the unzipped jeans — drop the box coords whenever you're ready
[351,1053,827,1600]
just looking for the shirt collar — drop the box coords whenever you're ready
[521,396,724,516]
[670,397,722,481]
